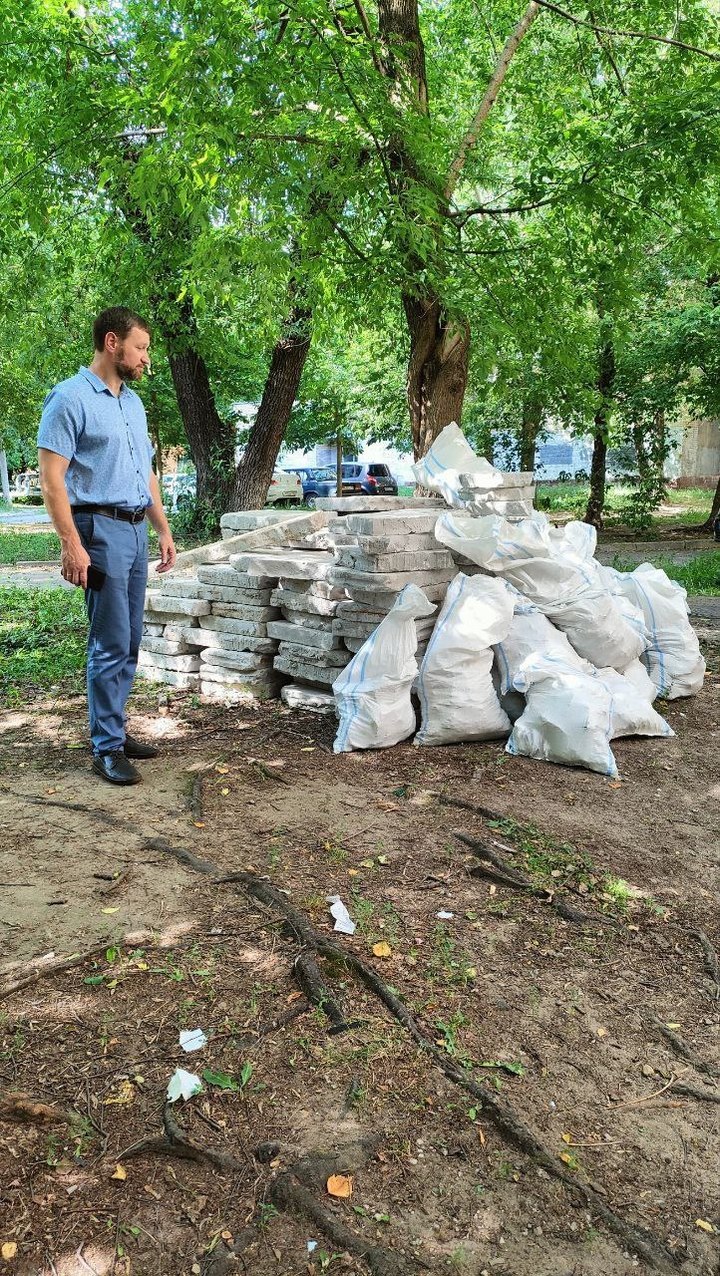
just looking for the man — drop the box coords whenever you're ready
[38,306,177,786]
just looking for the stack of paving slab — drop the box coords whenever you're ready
[226,546,350,712]
[328,508,458,661]
[139,567,281,702]
[456,470,535,518]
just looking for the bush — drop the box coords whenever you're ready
[12,493,45,506]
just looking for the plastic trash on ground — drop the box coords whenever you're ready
[327,895,356,935]
[167,1068,203,1103]
[179,1028,208,1053]
[591,667,675,739]
[600,562,706,699]
[415,574,513,746]
[508,654,618,777]
[333,584,436,752]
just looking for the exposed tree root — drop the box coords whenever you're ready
[650,1015,720,1080]
[0,1092,69,1125]
[691,929,720,998]
[119,1102,245,1173]
[293,952,365,1035]
[270,1172,416,1276]
[670,1081,720,1105]
[437,794,506,822]
[223,871,680,1274]
[0,944,110,999]
[454,831,601,925]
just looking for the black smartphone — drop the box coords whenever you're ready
[86,565,106,590]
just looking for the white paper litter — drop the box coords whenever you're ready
[436,911,454,920]
[167,1068,203,1103]
[326,895,356,935]
[179,1028,208,1053]
[307,1241,318,1254]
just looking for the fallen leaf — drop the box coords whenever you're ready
[561,1133,572,1144]
[104,1081,134,1106]
[596,1028,608,1038]
[327,1174,353,1199]
[300,747,315,752]
[347,868,359,877]
[193,821,206,828]
[665,1022,681,1030]
[559,1152,576,1167]
[608,780,622,789]
[220,788,230,796]
[111,1165,127,1181]
[372,942,392,959]
[215,764,230,774]
[695,1219,715,1233]
[101,907,120,915]
[1,1242,18,1259]
[376,855,389,865]
[477,1127,486,1146]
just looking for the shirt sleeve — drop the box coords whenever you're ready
[37,387,81,460]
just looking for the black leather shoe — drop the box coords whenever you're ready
[124,734,159,760]
[92,750,142,786]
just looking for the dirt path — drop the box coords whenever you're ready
[1,627,719,1276]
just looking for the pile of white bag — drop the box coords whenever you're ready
[332,424,705,774]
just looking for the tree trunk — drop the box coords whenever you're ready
[520,398,542,472]
[0,450,10,504]
[167,346,237,514]
[230,306,312,511]
[700,473,720,531]
[335,418,343,497]
[403,294,470,459]
[584,339,615,529]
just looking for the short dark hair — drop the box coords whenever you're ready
[93,306,151,351]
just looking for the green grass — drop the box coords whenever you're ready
[612,550,720,595]
[0,530,61,564]
[0,586,87,706]
[536,481,714,531]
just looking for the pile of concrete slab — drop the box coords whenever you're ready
[457,469,535,518]
[328,509,458,661]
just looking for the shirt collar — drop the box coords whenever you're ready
[79,367,128,396]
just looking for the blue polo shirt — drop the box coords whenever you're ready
[37,367,153,509]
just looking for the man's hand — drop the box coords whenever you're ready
[61,538,92,589]
[155,531,177,574]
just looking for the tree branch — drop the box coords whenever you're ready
[532,0,720,60]
[445,1,541,201]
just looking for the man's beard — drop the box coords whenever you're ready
[115,359,143,382]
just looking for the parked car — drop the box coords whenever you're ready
[284,466,336,507]
[265,469,303,505]
[340,462,398,497]
[284,462,398,505]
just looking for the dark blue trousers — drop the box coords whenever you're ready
[73,512,148,755]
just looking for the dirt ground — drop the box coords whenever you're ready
[1,621,719,1276]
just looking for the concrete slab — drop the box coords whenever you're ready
[203,615,268,636]
[230,550,334,580]
[331,532,440,554]
[274,611,332,631]
[140,636,192,656]
[329,565,454,591]
[277,641,350,667]
[163,622,198,641]
[207,603,277,621]
[142,577,201,598]
[142,623,164,637]
[276,579,341,598]
[281,684,337,714]
[200,649,273,672]
[180,628,277,654]
[197,584,274,605]
[343,510,443,536]
[273,655,341,687]
[171,511,329,571]
[136,667,200,689]
[137,651,201,673]
[316,496,444,512]
[267,622,343,650]
[145,594,210,617]
[334,548,455,573]
[219,509,300,531]
[271,590,339,616]
[198,564,277,589]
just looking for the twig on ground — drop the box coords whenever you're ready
[613,1069,688,1108]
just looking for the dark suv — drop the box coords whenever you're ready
[340,463,398,497]
[283,466,336,506]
